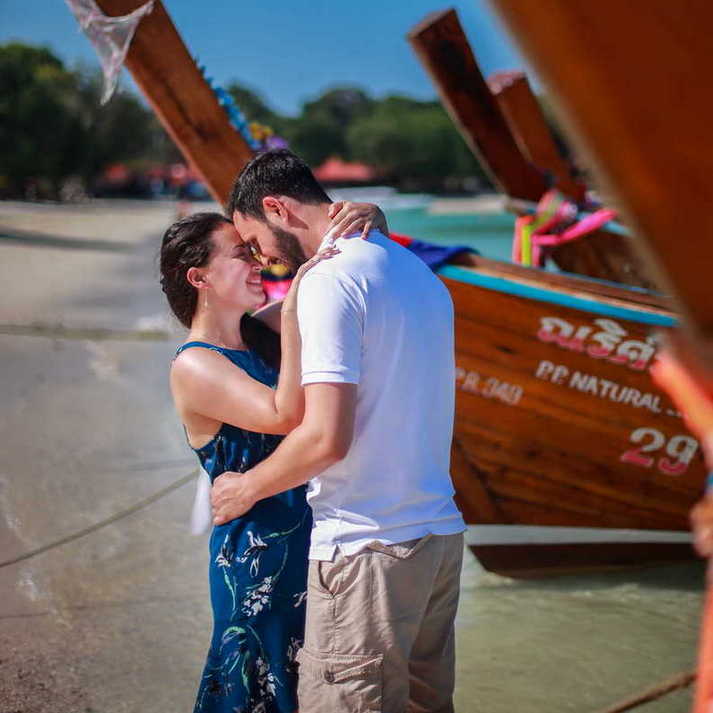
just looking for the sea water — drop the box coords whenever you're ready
[454,553,702,712]
[387,205,515,261]
[329,186,515,261]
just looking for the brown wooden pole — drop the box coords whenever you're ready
[489,0,713,354]
[487,70,587,203]
[94,0,254,206]
[407,9,547,201]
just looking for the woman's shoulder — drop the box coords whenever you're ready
[171,343,233,387]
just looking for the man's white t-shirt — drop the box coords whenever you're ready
[297,230,465,560]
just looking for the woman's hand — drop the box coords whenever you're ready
[327,201,388,240]
[282,244,341,313]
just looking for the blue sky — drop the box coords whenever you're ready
[0,0,531,116]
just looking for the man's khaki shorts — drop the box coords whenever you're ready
[296,532,463,713]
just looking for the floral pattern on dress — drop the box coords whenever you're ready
[175,344,312,713]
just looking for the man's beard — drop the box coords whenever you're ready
[268,224,308,272]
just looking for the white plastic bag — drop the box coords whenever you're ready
[65,0,155,104]
[189,468,213,535]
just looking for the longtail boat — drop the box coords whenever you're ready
[76,1,706,576]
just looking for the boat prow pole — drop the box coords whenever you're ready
[94,0,254,205]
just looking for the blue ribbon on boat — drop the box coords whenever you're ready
[406,240,476,271]
[197,62,261,151]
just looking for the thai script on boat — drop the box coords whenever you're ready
[455,367,523,406]
[535,359,665,413]
[620,427,699,476]
[536,316,658,371]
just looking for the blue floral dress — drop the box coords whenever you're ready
[175,342,312,713]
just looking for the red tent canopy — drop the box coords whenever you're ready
[314,157,376,183]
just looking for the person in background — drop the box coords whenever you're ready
[651,350,713,553]
[160,201,386,713]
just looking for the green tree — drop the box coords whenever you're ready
[286,86,374,164]
[284,116,345,168]
[70,68,160,184]
[0,42,177,198]
[226,82,282,128]
[0,43,84,196]
[348,96,485,190]
[302,87,373,130]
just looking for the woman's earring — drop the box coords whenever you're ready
[203,289,209,310]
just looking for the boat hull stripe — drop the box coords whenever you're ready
[438,265,677,326]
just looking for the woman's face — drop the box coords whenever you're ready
[202,222,265,311]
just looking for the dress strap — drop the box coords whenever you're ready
[174,341,226,357]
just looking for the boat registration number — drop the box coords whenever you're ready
[455,367,523,406]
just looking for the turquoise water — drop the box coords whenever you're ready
[386,207,515,261]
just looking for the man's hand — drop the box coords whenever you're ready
[211,471,257,525]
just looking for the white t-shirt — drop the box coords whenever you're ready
[297,230,465,560]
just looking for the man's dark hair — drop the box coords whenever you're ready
[227,149,331,221]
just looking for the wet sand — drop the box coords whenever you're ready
[0,200,704,712]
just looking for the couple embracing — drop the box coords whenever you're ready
[160,149,465,713]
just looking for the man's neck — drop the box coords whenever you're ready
[298,203,332,257]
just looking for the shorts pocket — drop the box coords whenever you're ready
[366,534,433,559]
[296,647,383,712]
[308,558,344,599]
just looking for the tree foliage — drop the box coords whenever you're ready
[2,42,494,198]
[0,42,175,198]
[0,43,82,195]
[348,97,483,190]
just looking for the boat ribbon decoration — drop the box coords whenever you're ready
[512,189,618,267]
[196,65,288,152]
[195,70,261,152]
[66,0,155,105]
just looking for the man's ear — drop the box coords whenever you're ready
[262,196,288,224]
[186,266,207,290]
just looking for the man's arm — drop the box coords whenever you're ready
[211,381,357,524]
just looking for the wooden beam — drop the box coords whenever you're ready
[94,0,253,206]
[487,70,587,203]
[408,8,547,200]
[490,0,713,354]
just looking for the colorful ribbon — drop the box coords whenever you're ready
[512,189,618,267]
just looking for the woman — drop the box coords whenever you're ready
[160,203,386,713]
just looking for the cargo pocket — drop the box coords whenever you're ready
[296,647,383,713]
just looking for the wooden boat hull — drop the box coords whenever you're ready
[442,257,704,575]
[470,541,695,579]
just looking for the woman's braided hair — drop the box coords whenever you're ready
[159,212,280,369]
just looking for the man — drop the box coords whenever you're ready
[213,149,465,713]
